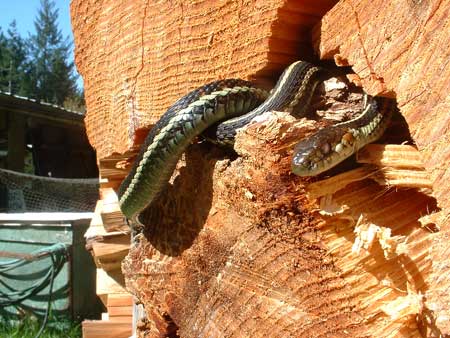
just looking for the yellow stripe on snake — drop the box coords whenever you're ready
[118,61,393,225]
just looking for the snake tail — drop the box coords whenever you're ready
[292,96,393,176]
[118,80,269,223]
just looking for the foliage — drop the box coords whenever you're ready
[0,315,81,338]
[0,0,84,111]
[0,21,27,95]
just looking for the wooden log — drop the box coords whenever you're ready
[314,0,450,209]
[118,107,439,337]
[315,2,450,335]
[71,0,337,159]
[71,0,449,337]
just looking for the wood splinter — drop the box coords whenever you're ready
[307,143,433,199]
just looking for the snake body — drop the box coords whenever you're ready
[207,61,329,145]
[118,79,269,223]
[118,61,392,223]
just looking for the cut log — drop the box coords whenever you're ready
[314,0,450,209]
[71,0,337,159]
[70,0,450,337]
[120,109,439,337]
[315,2,450,335]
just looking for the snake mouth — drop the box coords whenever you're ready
[291,95,391,177]
[292,144,357,176]
[291,125,358,177]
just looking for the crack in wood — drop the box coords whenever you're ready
[346,0,387,92]
[127,0,150,142]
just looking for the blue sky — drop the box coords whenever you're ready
[0,1,83,88]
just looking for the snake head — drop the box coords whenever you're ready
[291,127,355,176]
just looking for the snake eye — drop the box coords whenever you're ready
[321,142,331,154]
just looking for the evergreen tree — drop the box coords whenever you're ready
[0,22,29,94]
[0,27,10,92]
[6,21,27,95]
[28,0,77,105]
[0,1,83,109]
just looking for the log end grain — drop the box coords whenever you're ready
[70,0,337,159]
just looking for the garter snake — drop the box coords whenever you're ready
[118,61,392,224]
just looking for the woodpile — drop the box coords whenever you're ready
[71,0,450,337]
[82,184,133,337]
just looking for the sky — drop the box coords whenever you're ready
[0,0,83,88]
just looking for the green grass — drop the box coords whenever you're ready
[0,315,81,338]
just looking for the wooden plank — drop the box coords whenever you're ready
[84,201,129,250]
[0,92,84,127]
[96,268,127,306]
[107,294,133,308]
[100,188,128,233]
[107,306,133,317]
[91,234,130,261]
[82,320,132,338]
[108,316,133,322]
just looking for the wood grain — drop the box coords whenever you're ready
[315,2,450,334]
[70,0,336,159]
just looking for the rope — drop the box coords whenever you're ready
[0,243,69,338]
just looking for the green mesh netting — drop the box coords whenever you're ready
[0,168,99,212]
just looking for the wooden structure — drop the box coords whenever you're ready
[71,0,449,337]
[82,294,133,338]
[0,92,97,178]
[82,187,132,338]
[71,0,337,159]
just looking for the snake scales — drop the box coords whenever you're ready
[118,61,393,224]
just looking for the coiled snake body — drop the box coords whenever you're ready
[118,61,392,224]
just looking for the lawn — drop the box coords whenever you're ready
[0,316,81,338]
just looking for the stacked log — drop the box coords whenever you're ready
[71,0,450,337]
[82,293,134,338]
[82,187,132,337]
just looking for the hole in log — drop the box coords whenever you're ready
[162,312,180,338]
